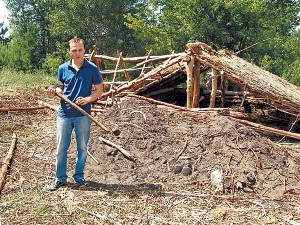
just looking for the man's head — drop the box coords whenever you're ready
[68,38,85,62]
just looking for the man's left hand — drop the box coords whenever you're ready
[75,96,90,105]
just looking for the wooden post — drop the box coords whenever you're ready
[184,56,195,108]
[220,71,226,107]
[0,133,17,194]
[209,68,218,108]
[117,51,131,82]
[92,45,105,93]
[140,51,152,76]
[192,60,201,108]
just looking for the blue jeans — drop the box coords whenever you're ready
[55,116,91,182]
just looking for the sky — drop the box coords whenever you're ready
[0,0,9,26]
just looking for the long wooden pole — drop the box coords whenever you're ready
[184,56,195,108]
[192,60,201,108]
[209,68,218,108]
[234,118,300,141]
[0,133,17,194]
[0,106,46,112]
[55,92,109,132]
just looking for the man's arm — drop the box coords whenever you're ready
[75,83,104,106]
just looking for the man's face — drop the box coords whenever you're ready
[68,42,85,62]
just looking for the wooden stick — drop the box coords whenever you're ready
[55,91,109,132]
[0,106,47,112]
[38,100,59,111]
[210,68,218,108]
[129,94,231,112]
[99,137,134,160]
[87,150,100,165]
[236,38,271,55]
[192,61,201,108]
[184,56,195,108]
[176,140,189,160]
[234,118,300,141]
[117,51,131,82]
[0,133,17,194]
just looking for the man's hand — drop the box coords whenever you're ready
[75,96,91,106]
[47,86,63,97]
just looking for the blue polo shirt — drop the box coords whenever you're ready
[57,58,102,118]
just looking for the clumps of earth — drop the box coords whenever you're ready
[61,96,300,199]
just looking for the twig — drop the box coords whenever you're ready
[175,140,189,160]
[128,111,147,121]
[248,148,261,169]
[99,137,134,160]
[236,38,271,54]
[38,100,59,111]
[75,206,122,225]
[87,150,100,165]
[226,162,235,196]
[122,122,156,138]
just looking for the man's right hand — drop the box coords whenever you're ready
[47,87,56,97]
[47,87,63,97]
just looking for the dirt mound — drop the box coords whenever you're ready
[72,97,300,199]
[1,90,300,200]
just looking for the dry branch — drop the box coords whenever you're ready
[0,133,17,194]
[99,137,134,160]
[38,100,59,111]
[176,140,189,160]
[0,106,47,112]
[234,118,300,141]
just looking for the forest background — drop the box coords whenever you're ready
[0,0,299,88]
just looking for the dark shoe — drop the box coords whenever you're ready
[75,179,87,187]
[48,180,66,191]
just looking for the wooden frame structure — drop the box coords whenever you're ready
[85,42,300,116]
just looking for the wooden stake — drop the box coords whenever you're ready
[192,60,201,108]
[220,71,226,107]
[117,51,131,82]
[184,56,195,108]
[0,133,17,194]
[209,68,218,108]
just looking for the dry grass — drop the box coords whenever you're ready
[1,88,300,224]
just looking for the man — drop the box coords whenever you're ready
[47,38,103,191]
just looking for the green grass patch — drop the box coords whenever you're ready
[0,69,57,90]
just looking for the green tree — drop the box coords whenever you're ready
[125,0,300,53]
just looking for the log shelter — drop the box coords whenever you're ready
[85,42,300,117]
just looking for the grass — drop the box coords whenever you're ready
[0,69,57,90]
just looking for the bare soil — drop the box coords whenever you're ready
[1,88,300,224]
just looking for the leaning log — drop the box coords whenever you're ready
[234,118,300,141]
[0,133,17,194]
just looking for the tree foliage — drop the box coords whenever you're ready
[0,0,299,84]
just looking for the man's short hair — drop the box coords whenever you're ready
[68,38,85,50]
